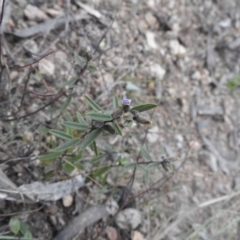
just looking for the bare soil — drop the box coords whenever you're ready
[1,0,240,240]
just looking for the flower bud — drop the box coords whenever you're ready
[103,124,116,135]
[160,156,172,172]
[130,109,139,117]
[122,98,131,113]
[122,98,131,105]
[133,115,152,125]
[111,106,124,120]
[122,105,130,113]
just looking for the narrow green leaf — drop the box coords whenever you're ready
[91,155,105,165]
[140,145,152,160]
[63,114,74,136]
[76,112,88,126]
[40,127,50,134]
[146,162,160,170]
[131,103,157,112]
[60,95,72,112]
[69,151,82,162]
[144,170,149,184]
[9,217,20,234]
[100,171,108,186]
[92,166,109,177]
[75,163,84,170]
[88,65,97,72]
[123,163,136,169]
[113,122,122,136]
[53,138,80,152]
[113,96,119,109]
[86,112,112,121]
[43,170,55,179]
[39,152,62,162]
[63,77,78,86]
[79,128,102,150]
[160,146,166,155]
[64,113,73,122]
[90,141,98,156]
[86,166,109,184]
[74,53,87,63]
[63,121,90,131]
[49,129,72,140]
[137,165,146,172]
[84,95,103,111]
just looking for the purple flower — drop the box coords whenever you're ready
[122,98,131,105]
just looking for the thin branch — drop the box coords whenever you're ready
[2,90,65,122]
[17,50,55,69]
[14,68,32,114]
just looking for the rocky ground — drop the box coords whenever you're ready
[0,0,240,239]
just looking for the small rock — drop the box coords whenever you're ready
[115,208,141,230]
[175,134,184,149]
[147,0,155,8]
[145,31,158,49]
[24,4,48,21]
[150,63,166,80]
[46,8,63,17]
[197,104,224,116]
[23,39,38,54]
[10,71,18,80]
[147,125,159,143]
[138,19,148,30]
[39,58,55,76]
[218,18,231,28]
[112,57,124,66]
[106,198,119,216]
[145,12,157,27]
[126,82,141,91]
[172,22,180,32]
[132,231,146,240]
[49,215,57,226]
[169,39,186,56]
[105,226,118,240]
[191,71,201,80]
[189,140,201,150]
[44,205,58,214]
[24,130,34,142]
[62,195,73,207]
[103,72,114,86]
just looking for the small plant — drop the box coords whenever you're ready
[40,96,157,182]
[227,76,240,95]
[0,217,33,240]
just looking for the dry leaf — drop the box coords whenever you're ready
[24,4,48,21]
[132,231,146,240]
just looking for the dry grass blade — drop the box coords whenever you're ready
[11,10,90,38]
[0,169,25,202]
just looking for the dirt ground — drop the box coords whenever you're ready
[1,0,240,239]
